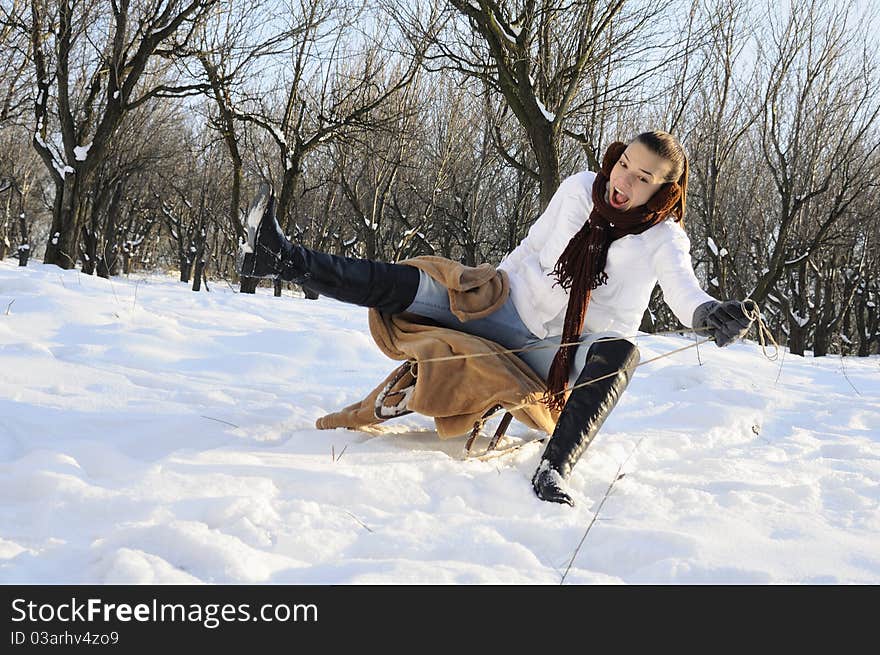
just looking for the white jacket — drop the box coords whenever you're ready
[498,171,715,339]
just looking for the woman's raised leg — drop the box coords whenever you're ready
[238,188,420,314]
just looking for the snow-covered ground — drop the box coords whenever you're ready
[1,259,878,584]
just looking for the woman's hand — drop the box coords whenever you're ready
[693,300,755,347]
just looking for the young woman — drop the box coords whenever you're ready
[239,130,754,507]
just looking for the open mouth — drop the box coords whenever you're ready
[609,186,629,209]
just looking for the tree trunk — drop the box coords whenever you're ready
[787,320,806,356]
[240,277,259,294]
[855,306,869,357]
[532,127,560,211]
[18,205,31,266]
[81,194,100,276]
[98,181,124,278]
[813,326,829,357]
[44,174,86,270]
[232,164,258,296]
[0,192,10,260]
[230,161,243,237]
[192,260,206,291]
[869,307,880,356]
[16,206,28,267]
[277,168,300,232]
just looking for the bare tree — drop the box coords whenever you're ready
[683,0,761,302]
[191,0,298,292]
[22,0,220,269]
[395,0,691,208]
[329,75,428,261]
[226,0,428,295]
[418,84,528,266]
[0,0,38,262]
[0,0,32,126]
[750,0,880,311]
[851,226,880,356]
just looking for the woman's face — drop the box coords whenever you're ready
[606,141,674,211]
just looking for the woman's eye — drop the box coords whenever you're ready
[618,161,626,168]
[639,177,648,183]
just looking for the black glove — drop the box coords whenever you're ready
[693,300,755,347]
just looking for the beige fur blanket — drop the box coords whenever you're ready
[315,256,560,438]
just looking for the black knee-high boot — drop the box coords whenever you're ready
[238,188,420,314]
[532,339,640,506]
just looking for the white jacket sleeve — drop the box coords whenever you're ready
[652,225,715,328]
[505,173,593,273]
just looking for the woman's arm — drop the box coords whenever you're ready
[653,226,755,345]
[652,225,715,328]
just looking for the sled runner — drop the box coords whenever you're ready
[374,360,416,420]
[464,405,512,456]
[373,361,520,458]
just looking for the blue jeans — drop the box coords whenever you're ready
[404,271,620,385]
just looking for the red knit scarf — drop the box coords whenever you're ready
[544,142,681,411]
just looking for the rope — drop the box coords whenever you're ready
[741,298,779,361]
[502,336,715,416]
[415,300,778,366]
[413,326,716,364]
[407,299,779,423]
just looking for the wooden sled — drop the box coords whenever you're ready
[373,360,519,459]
